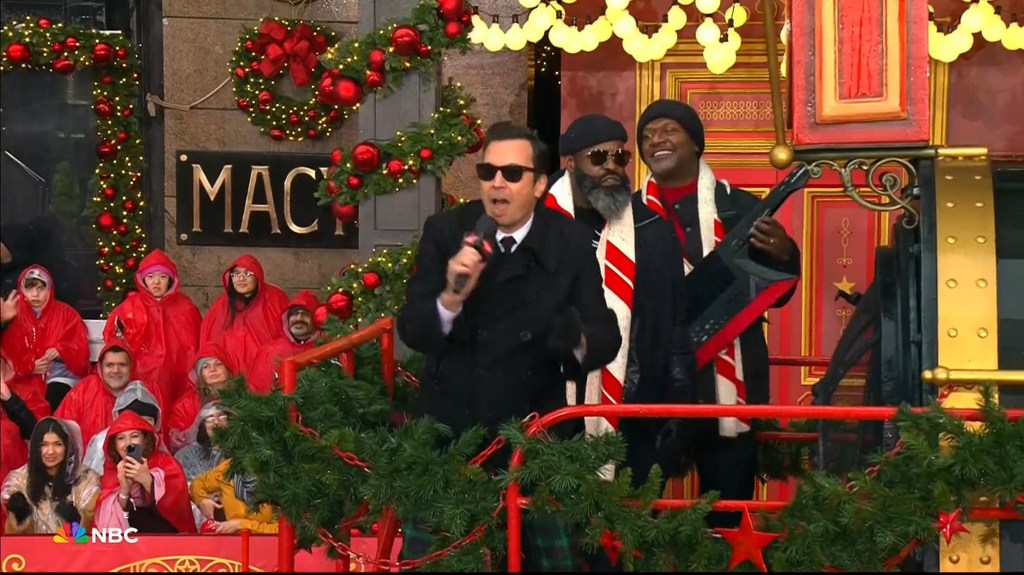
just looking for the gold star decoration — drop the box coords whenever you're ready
[833,275,856,295]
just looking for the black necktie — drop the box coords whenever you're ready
[499,236,517,254]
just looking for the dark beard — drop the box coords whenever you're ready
[574,171,632,221]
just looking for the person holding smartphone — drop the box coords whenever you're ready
[92,411,195,533]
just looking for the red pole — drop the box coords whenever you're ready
[369,506,400,573]
[277,358,298,573]
[241,529,251,572]
[339,350,356,378]
[379,319,395,400]
[506,480,524,573]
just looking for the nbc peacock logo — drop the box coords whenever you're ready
[53,522,88,544]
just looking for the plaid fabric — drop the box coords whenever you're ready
[400,513,578,572]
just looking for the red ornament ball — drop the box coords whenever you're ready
[333,78,364,108]
[100,173,111,181]
[438,0,465,21]
[117,47,128,60]
[130,240,141,250]
[328,110,341,122]
[269,129,285,141]
[234,66,247,79]
[389,25,421,57]
[38,18,52,28]
[385,159,405,178]
[96,142,118,161]
[460,11,472,25]
[123,199,135,212]
[93,98,114,119]
[64,37,79,50]
[307,129,318,139]
[101,75,112,84]
[330,149,343,165]
[103,279,115,291]
[306,109,318,119]
[52,58,75,75]
[461,113,475,127]
[349,528,360,538]
[346,175,362,190]
[443,21,464,39]
[125,257,138,270]
[96,212,116,232]
[332,203,358,223]
[51,42,64,54]
[117,224,128,235]
[326,180,341,197]
[102,187,116,200]
[327,291,353,315]
[101,263,112,273]
[417,44,432,58]
[257,90,273,106]
[361,272,382,291]
[5,43,30,65]
[418,147,434,162]
[289,114,301,125]
[257,103,270,113]
[371,522,380,535]
[92,42,115,65]
[116,131,129,143]
[98,247,109,257]
[367,49,387,71]
[244,40,255,52]
[313,304,330,327]
[365,70,385,90]
[352,143,381,173]
[122,108,133,117]
[250,61,260,71]
[113,245,122,254]
[237,98,250,111]
[467,127,484,154]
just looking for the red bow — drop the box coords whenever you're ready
[255,20,327,88]
[599,529,642,567]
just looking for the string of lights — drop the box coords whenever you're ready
[929,0,1023,62]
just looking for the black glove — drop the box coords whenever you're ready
[655,419,697,478]
[546,307,583,354]
[6,492,32,524]
[55,500,81,524]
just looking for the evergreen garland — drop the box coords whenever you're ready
[217,352,1024,573]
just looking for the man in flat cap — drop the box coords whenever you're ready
[543,114,699,496]
[636,99,801,528]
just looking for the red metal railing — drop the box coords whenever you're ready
[505,403,1024,573]
[769,355,832,367]
[277,318,397,573]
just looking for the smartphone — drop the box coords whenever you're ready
[125,443,143,462]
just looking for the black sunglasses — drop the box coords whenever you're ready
[476,163,539,183]
[586,148,632,168]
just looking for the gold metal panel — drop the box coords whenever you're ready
[930,60,949,146]
[933,151,999,573]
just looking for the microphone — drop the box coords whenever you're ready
[452,214,498,295]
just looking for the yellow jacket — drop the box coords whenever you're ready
[189,460,278,534]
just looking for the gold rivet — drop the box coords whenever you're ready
[946,236,957,244]
[980,555,992,565]
[945,201,956,208]
[944,175,954,180]
[979,496,990,504]
[978,328,989,338]
[975,201,985,208]
[949,554,960,564]
[179,154,188,161]
[179,233,188,241]
[946,279,958,288]
[974,175,983,180]
[976,236,987,243]
[977,278,988,288]
[948,328,959,338]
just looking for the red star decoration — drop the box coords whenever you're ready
[714,507,779,573]
[935,507,970,545]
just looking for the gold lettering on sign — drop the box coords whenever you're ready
[319,167,347,236]
[241,166,281,234]
[284,167,318,234]
[192,165,232,232]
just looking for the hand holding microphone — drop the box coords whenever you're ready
[441,215,497,310]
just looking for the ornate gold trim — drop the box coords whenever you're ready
[804,158,920,228]
[930,60,950,146]
[932,151,999,573]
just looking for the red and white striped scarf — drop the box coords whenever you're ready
[545,173,635,476]
[640,160,751,438]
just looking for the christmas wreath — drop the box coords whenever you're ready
[232,0,473,142]
[1,17,145,315]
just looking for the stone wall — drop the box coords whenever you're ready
[160,0,527,310]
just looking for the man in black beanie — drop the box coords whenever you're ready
[544,114,699,492]
[635,99,801,528]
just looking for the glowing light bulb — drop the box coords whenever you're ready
[505,23,528,50]
[612,14,638,39]
[549,21,570,47]
[678,0,695,5]
[695,0,721,15]
[483,23,505,52]
[606,0,630,10]
[579,27,600,52]
[1003,23,1023,50]
[704,41,737,74]
[469,15,487,44]
[725,2,749,28]
[949,26,974,53]
[523,12,548,43]
[592,16,614,42]
[666,6,688,31]
[960,3,986,33]
[725,28,741,50]
[519,0,541,8]
[980,11,1006,42]
[696,17,720,47]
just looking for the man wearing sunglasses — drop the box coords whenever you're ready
[636,99,801,529]
[544,114,699,489]
[396,121,621,571]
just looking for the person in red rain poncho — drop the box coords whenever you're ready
[104,249,202,404]
[167,343,235,453]
[93,411,195,533]
[0,266,90,417]
[55,342,165,450]
[246,290,320,395]
[199,254,290,379]
[2,354,31,526]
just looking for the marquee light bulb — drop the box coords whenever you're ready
[504,23,528,50]
[612,14,638,39]
[705,41,737,74]
[1003,23,1023,50]
[960,3,986,33]
[980,11,1006,42]
[519,0,541,8]
[483,23,505,52]
[606,0,630,10]
[549,20,570,47]
[695,0,721,15]
[667,6,688,31]
[696,17,720,47]
[725,2,749,28]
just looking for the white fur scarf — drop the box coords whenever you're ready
[640,160,750,438]
[547,173,635,480]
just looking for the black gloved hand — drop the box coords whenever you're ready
[6,492,32,523]
[546,307,583,354]
[655,419,697,478]
[55,500,81,524]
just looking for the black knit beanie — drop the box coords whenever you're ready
[636,99,706,161]
[559,114,629,156]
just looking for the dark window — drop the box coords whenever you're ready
[994,164,1024,408]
